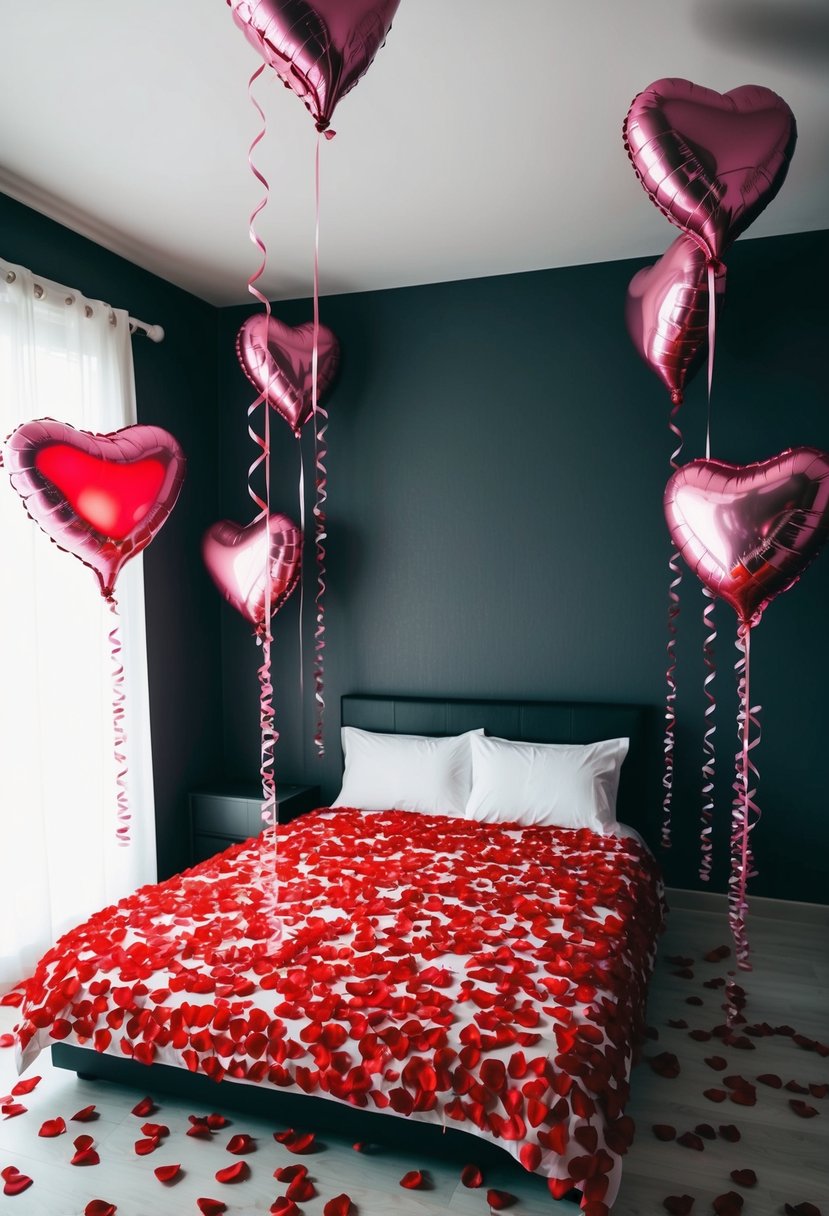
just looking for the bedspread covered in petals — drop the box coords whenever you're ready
[12,809,663,1210]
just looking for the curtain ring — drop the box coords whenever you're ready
[33,283,44,299]
[65,295,75,306]
[84,305,94,319]
[5,271,15,284]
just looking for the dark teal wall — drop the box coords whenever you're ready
[0,192,224,879]
[218,230,829,904]
[4,189,827,904]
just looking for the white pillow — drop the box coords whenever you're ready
[331,726,484,817]
[464,733,629,832]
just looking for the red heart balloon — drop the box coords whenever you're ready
[626,233,726,403]
[665,447,829,625]
[236,314,340,437]
[4,419,185,599]
[624,78,797,261]
[228,0,401,132]
[202,513,301,632]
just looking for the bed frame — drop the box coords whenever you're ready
[51,692,658,1167]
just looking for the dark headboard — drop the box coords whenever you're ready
[341,693,659,844]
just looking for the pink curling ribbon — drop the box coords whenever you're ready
[246,63,279,860]
[311,131,328,757]
[106,596,130,846]
[729,624,762,973]
[661,396,683,848]
[699,588,717,881]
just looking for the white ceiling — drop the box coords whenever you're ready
[1,1,827,307]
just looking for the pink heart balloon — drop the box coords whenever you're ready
[626,234,726,404]
[202,512,302,632]
[228,0,401,132]
[665,447,829,626]
[4,418,185,599]
[236,314,340,437]
[623,78,797,262]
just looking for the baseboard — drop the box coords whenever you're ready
[665,886,829,927]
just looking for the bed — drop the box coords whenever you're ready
[11,694,664,1212]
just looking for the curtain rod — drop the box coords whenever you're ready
[4,268,165,343]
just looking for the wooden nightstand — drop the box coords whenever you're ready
[188,784,321,865]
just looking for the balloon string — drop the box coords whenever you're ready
[729,624,762,974]
[312,130,328,758]
[246,63,278,872]
[700,588,717,881]
[661,401,684,848]
[298,440,306,702]
[107,596,130,847]
[705,261,716,460]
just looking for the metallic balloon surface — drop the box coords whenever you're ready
[228,0,401,131]
[623,78,796,261]
[202,512,302,631]
[626,234,726,403]
[4,418,186,599]
[237,314,340,437]
[665,447,829,626]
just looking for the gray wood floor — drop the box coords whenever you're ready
[1,895,826,1215]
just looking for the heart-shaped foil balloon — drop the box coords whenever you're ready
[202,512,302,632]
[626,233,727,404]
[236,314,340,437]
[4,418,186,599]
[228,0,401,132]
[665,447,829,626]
[623,78,797,262]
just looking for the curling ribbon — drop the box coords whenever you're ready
[661,396,684,848]
[311,130,328,757]
[106,595,130,846]
[246,63,279,860]
[728,624,762,973]
[699,588,717,881]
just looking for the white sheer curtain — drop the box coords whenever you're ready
[0,257,157,991]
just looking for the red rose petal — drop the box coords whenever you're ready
[323,1196,354,1216]
[757,1073,782,1088]
[718,1124,741,1142]
[85,1203,116,1216]
[71,1146,101,1166]
[713,1192,744,1215]
[663,1198,695,1215]
[649,1052,681,1078]
[287,1175,316,1202]
[131,1096,156,1117]
[72,1105,99,1122]
[730,1170,757,1187]
[487,1190,518,1210]
[676,1132,704,1151]
[153,1164,181,1183]
[215,1161,249,1184]
[703,1089,727,1103]
[652,1124,677,1141]
[207,1114,229,1129]
[784,1205,822,1216]
[0,1035,15,1049]
[810,1084,828,1099]
[686,996,704,1006]
[274,1164,307,1183]
[704,945,731,962]
[667,1019,688,1029]
[400,1170,425,1189]
[39,1117,66,1137]
[134,1136,160,1156]
[462,1164,483,1188]
[141,1123,169,1139]
[271,1201,300,1216]
[284,1131,316,1154]
[704,1057,728,1071]
[789,1100,819,1118]
[226,1133,255,1154]
[2,1167,33,1197]
[197,1201,227,1216]
[694,1124,716,1140]
[1,1103,26,1119]
[11,1076,41,1096]
[786,1081,810,1094]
